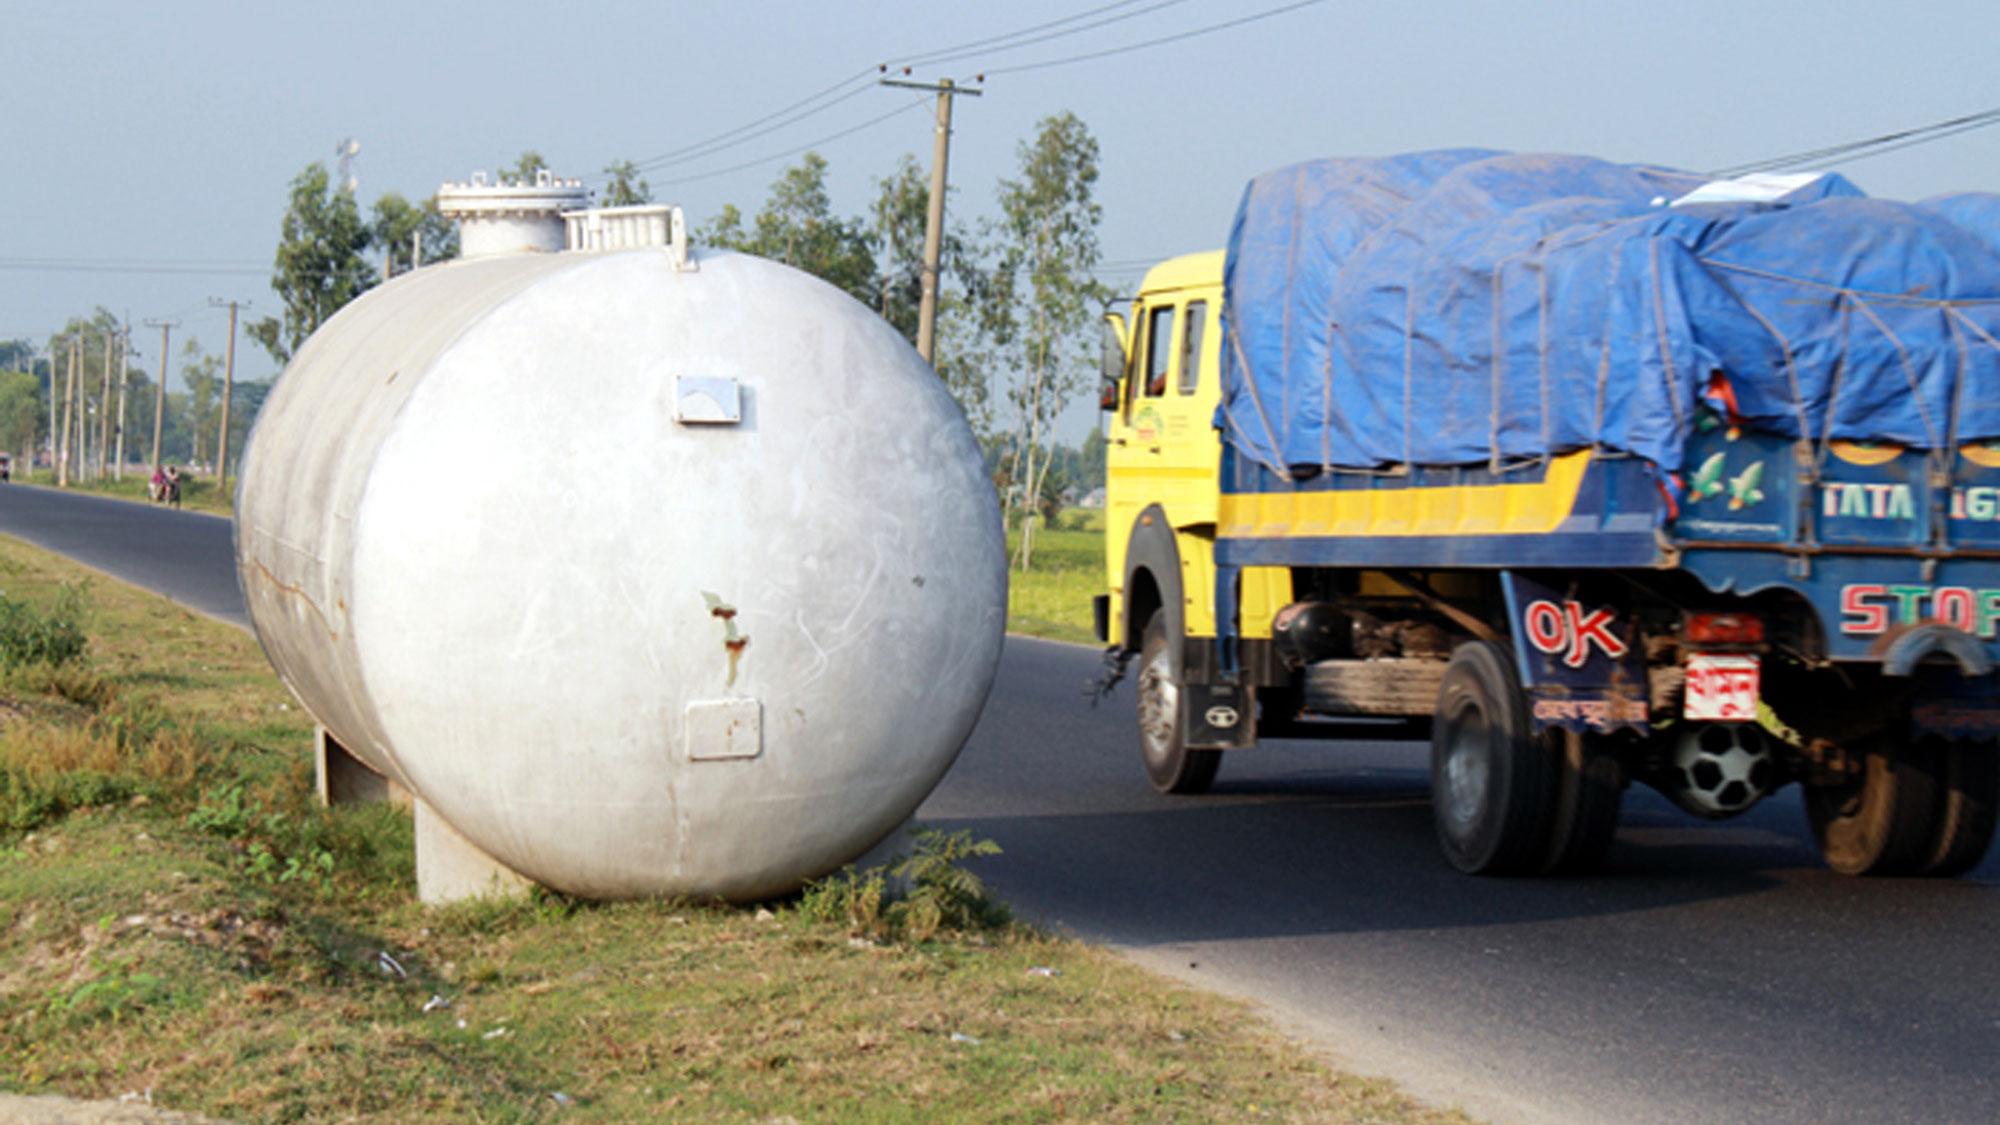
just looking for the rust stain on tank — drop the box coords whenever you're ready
[702,591,749,687]
[248,558,341,643]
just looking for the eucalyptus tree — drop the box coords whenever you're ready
[993,112,1110,569]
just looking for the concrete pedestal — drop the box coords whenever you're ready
[415,799,535,905]
[313,726,412,810]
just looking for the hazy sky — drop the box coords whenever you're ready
[5,0,1999,439]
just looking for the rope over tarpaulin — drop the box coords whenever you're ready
[1218,150,2000,478]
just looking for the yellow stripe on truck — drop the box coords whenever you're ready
[1217,451,1594,539]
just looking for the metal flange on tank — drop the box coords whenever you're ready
[235,169,1008,904]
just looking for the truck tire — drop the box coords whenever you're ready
[1918,737,1998,876]
[1541,730,1625,875]
[1803,736,1943,876]
[1138,610,1220,794]
[1430,640,1556,874]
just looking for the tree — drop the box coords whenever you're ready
[372,192,458,277]
[248,162,375,365]
[0,369,40,467]
[0,339,34,372]
[45,309,124,480]
[505,150,549,184]
[869,154,999,437]
[703,153,876,305]
[178,338,222,468]
[601,159,653,207]
[993,112,1111,569]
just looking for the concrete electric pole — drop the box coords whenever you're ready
[96,330,114,480]
[57,338,76,487]
[144,319,177,474]
[113,324,130,480]
[880,75,981,366]
[209,299,244,488]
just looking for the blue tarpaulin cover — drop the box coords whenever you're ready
[1219,151,2000,476]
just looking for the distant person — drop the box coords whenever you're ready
[149,465,166,503]
[164,465,182,509]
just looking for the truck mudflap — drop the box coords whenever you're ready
[1181,681,1256,749]
[1497,571,1651,736]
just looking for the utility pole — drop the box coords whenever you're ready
[57,338,76,487]
[96,329,114,480]
[880,74,982,365]
[144,319,176,474]
[209,298,244,488]
[113,323,130,480]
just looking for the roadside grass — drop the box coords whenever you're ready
[1007,508,1104,645]
[0,534,1461,1123]
[12,470,233,518]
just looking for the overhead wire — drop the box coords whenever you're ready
[0,258,265,276]
[896,0,1194,71]
[651,97,934,188]
[1708,104,2000,178]
[983,0,1329,76]
[889,0,1161,67]
[623,0,1174,177]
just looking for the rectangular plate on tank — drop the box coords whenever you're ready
[685,698,762,760]
[674,376,742,424]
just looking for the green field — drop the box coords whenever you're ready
[1006,509,1105,645]
[0,535,1457,1122]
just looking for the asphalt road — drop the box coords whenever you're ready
[4,483,1997,1123]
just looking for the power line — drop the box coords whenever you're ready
[984,0,1329,76]
[899,0,1194,71]
[651,97,934,188]
[627,71,877,173]
[0,258,265,277]
[892,0,1161,68]
[1708,104,2000,178]
[1800,115,2000,172]
[621,0,1184,177]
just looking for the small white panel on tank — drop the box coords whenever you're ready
[685,698,762,760]
[674,376,742,424]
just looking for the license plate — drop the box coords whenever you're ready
[1685,654,1759,722]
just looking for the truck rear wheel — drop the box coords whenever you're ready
[1803,736,1942,876]
[1138,611,1220,794]
[1918,738,1998,876]
[1430,641,1556,874]
[1541,730,1625,874]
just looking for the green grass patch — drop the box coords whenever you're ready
[0,534,1460,1122]
[1007,509,1105,646]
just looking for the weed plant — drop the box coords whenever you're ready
[0,584,87,668]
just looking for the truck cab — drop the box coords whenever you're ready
[1097,252,1293,792]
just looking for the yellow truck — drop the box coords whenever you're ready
[1093,152,2000,878]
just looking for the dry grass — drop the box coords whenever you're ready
[0,534,1465,1123]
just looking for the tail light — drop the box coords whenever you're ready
[1685,611,1764,645]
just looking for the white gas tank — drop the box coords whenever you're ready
[237,232,1007,901]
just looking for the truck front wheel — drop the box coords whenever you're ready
[1431,641,1557,874]
[1138,611,1220,794]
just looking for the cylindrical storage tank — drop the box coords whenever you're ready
[236,245,1007,901]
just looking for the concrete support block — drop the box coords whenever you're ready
[415,798,535,905]
[314,725,412,810]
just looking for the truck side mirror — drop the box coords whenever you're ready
[1099,312,1127,411]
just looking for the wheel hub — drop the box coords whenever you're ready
[1441,713,1492,833]
[1138,648,1179,761]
